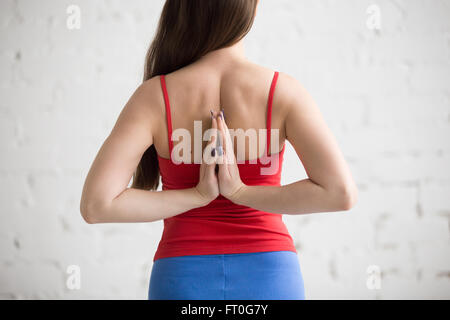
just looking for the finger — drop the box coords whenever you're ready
[220,109,231,138]
[217,112,235,165]
[199,154,206,179]
[217,111,228,156]
[216,124,231,178]
[210,111,217,148]
[205,150,217,179]
[216,120,225,166]
[222,114,235,163]
[204,111,218,165]
[206,114,218,167]
[218,142,232,179]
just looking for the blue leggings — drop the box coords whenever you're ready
[148,250,305,300]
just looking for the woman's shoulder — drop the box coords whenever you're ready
[254,68,308,113]
[233,62,308,105]
[126,76,166,121]
[229,61,306,96]
[140,74,163,91]
[138,75,167,106]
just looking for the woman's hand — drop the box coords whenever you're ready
[216,110,247,203]
[194,111,220,206]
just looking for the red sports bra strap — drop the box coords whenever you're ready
[266,71,279,156]
[160,75,174,155]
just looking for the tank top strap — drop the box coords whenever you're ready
[266,71,279,156]
[160,75,174,155]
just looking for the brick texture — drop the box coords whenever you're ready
[0,0,449,299]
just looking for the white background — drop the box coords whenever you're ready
[0,0,449,299]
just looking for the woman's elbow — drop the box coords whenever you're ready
[80,199,105,224]
[334,182,358,211]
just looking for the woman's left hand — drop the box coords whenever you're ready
[216,110,247,203]
[195,111,220,205]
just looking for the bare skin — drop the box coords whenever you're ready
[80,39,358,224]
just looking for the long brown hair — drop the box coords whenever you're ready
[132,0,258,190]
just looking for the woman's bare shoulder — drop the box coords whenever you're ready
[140,75,163,98]
[116,76,165,135]
[132,75,166,112]
[275,71,312,111]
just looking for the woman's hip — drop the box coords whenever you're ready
[148,250,305,300]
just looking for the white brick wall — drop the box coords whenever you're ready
[0,0,449,299]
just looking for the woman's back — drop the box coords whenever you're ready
[149,57,289,162]
[143,56,297,262]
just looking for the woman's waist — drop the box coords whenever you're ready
[154,210,297,262]
[160,211,293,242]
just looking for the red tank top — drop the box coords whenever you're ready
[153,71,297,262]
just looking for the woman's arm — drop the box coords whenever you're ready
[219,72,358,215]
[80,79,217,224]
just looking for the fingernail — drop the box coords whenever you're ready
[211,148,216,157]
[221,109,225,120]
[218,112,223,120]
[210,110,214,119]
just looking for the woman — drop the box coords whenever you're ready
[80,0,358,300]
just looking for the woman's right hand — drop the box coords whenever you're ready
[215,110,247,203]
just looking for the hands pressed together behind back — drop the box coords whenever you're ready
[194,109,247,206]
